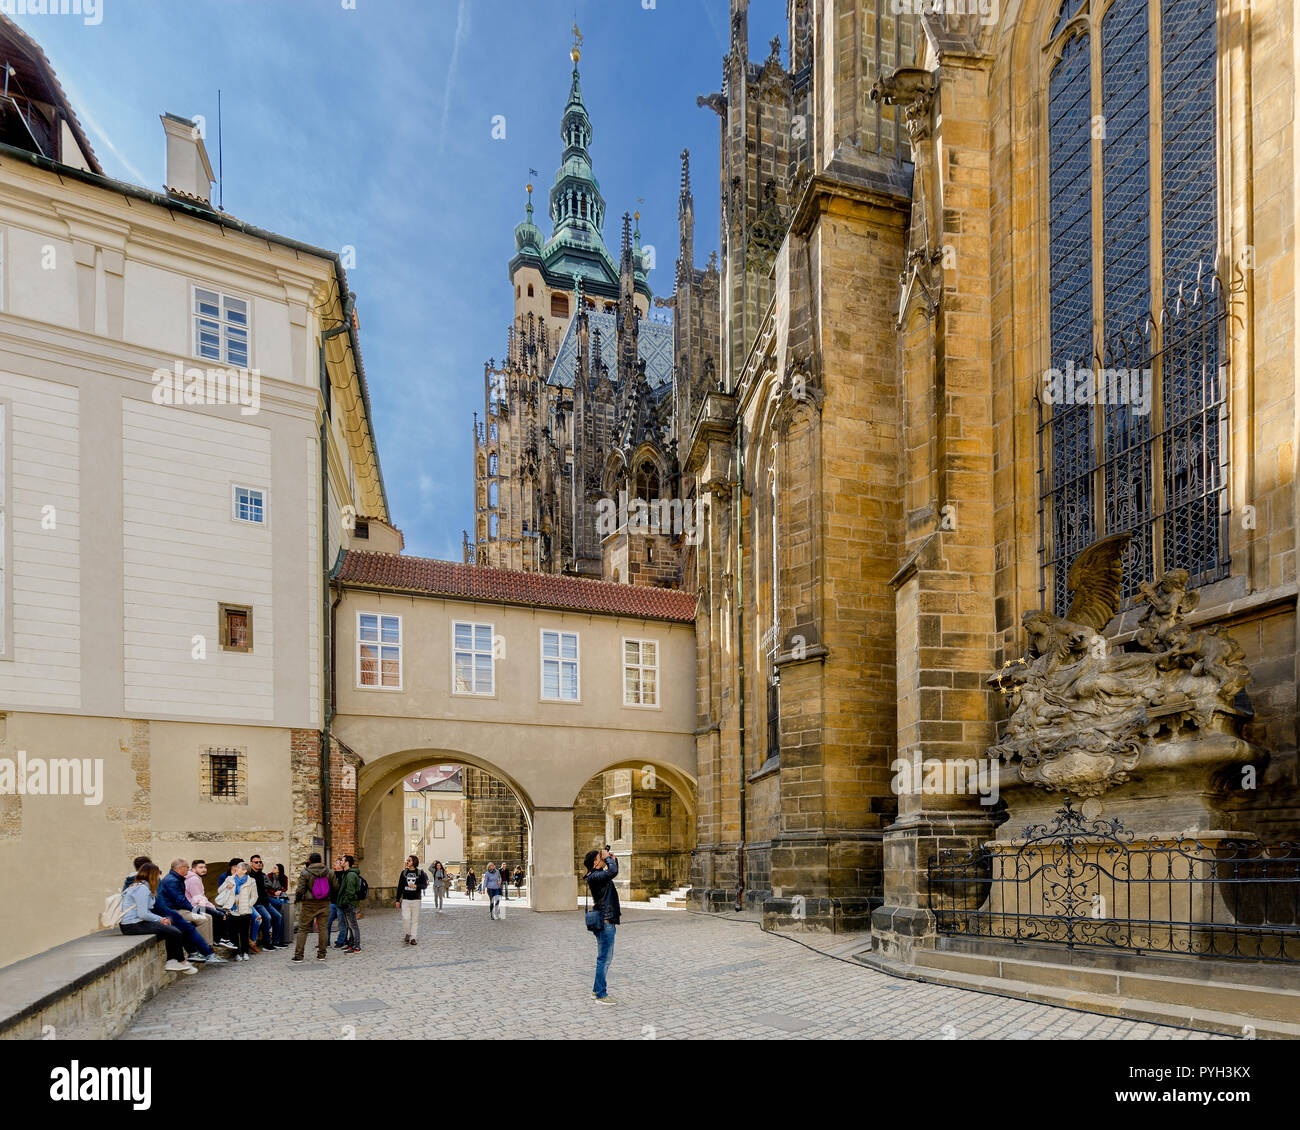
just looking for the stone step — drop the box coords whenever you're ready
[852,943,1300,1038]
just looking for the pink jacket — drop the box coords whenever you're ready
[185,871,216,911]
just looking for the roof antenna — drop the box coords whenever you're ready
[217,88,224,211]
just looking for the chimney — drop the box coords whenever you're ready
[161,113,214,205]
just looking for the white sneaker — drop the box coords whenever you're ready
[178,962,198,974]
[217,940,237,950]
[164,959,188,972]
[201,953,228,963]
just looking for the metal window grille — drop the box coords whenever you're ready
[209,752,240,798]
[1039,0,1226,613]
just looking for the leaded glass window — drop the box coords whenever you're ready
[1039,0,1226,616]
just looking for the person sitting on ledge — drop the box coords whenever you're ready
[120,862,197,975]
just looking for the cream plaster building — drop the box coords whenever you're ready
[0,18,386,967]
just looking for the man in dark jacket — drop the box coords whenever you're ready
[337,856,363,952]
[292,853,336,962]
[584,847,620,1002]
[248,856,282,949]
[158,859,223,964]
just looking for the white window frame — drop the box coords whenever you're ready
[191,283,251,367]
[452,620,496,696]
[622,637,660,708]
[539,629,580,703]
[0,398,9,660]
[191,282,252,366]
[231,483,268,526]
[357,611,403,690]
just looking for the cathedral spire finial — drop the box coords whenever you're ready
[680,149,691,198]
[571,21,583,65]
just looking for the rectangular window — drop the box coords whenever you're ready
[613,816,624,841]
[358,612,401,688]
[232,484,265,524]
[540,629,579,701]
[208,751,240,798]
[218,603,253,652]
[410,817,419,831]
[193,285,250,366]
[622,638,658,707]
[453,620,495,695]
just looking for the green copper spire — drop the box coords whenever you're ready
[514,181,543,256]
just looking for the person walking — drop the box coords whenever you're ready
[584,847,621,1003]
[337,855,363,953]
[483,863,503,920]
[513,866,524,898]
[501,862,510,901]
[119,863,196,974]
[218,861,258,961]
[465,867,477,901]
[430,861,447,912]
[396,855,427,944]
[291,853,336,962]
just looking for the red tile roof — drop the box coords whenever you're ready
[335,551,697,624]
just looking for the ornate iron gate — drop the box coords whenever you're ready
[928,800,1300,963]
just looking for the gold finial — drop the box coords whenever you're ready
[571,21,582,63]
[526,183,533,195]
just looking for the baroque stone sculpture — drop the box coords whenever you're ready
[989,533,1251,798]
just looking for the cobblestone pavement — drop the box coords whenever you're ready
[120,898,1223,1040]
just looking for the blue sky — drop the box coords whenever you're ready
[18,0,785,560]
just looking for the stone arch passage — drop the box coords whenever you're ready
[356,749,535,901]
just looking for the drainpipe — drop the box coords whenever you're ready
[734,415,746,913]
[320,299,354,859]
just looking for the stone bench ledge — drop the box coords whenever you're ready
[0,929,162,1038]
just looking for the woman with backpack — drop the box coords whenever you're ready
[430,860,447,911]
[465,867,477,901]
[119,862,196,974]
[218,860,258,961]
[395,855,427,944]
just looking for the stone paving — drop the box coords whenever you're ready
[120,895,1223,1040]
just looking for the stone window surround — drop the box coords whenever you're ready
[218,602,253,652]
[200,746,247,805]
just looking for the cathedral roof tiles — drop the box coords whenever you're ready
[335,550,696,623]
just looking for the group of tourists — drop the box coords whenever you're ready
[116,846,618,1000]
[117,854,292,972]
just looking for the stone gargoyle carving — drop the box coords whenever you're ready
[989,533,1250,797]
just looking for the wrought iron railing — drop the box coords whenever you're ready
[928,800,1300,963]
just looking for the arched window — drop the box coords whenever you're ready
[515,284,520,299]
[1040,0,1224,615]
[634,460,659,502]
[488,481,499,508]
[488,452,498,475]
[551,293,570,319]
[527,284,534,298]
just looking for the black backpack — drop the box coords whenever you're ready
[357,874,369,901]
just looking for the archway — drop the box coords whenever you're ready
[571,759,696,902]
[357,748,535,903]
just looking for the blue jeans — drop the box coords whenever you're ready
[593,923,616,998]
[251,905,275,944]
[329,904,348,946]
[257,901,284,943]
[268,898,288,943]
[167,912,213,958]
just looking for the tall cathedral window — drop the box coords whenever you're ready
[1039,0,1226,615]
